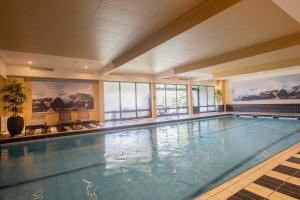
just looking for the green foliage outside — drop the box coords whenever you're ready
[215,88,223,105]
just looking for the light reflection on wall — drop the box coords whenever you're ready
[104,129,152,169]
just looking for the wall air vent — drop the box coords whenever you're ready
[75,70,95,74]
[31,66,55,71]
[179,78,188,81]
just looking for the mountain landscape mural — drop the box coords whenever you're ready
[232,74,300,101]
[32,79,94,112]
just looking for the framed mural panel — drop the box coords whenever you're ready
[232,74,300,101]
[32,79,94,112]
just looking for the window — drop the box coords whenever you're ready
[192,85,215,113]
[104,82,120,120]
[121,82,136,118]
[156,84,188,116]
[104,81,151,120]
[136,83,151,117]
[156,84,166,109]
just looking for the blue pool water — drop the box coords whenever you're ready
[1,116,300,200]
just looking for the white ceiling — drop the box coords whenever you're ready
[115,0,300,75]
[0,0,299,80]
[224,65,300,81]
[0,50,103,71]
[180,44,300,76]
[0,0,204,69]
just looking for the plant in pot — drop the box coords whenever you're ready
[214,88,223,112]
[1,81,28,137]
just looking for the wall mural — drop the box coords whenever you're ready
[232,74,300,101]
[32,79,94,112]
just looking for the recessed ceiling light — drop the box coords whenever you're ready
[28,61,32,65]
[84,65,88,69]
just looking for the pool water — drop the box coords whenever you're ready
[1,116,300,200]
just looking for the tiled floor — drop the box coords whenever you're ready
[194,142,300,200]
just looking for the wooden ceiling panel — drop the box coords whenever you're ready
[90,17,136,36]
[29,0,101,15]
[128,0,206,42]
[95,3,149,27]
[0,0,28,18]
[103,0,170,16]
[0,29,32,52]
[30,4,92,33]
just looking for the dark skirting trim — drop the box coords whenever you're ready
[226,104,300,113]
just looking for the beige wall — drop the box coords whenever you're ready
[0,76,6,116]
[2,75,218,126]
[0,59,6,79]
[6,76,100,126]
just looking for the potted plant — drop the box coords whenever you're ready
[1,81,28,136]
[214,88,223,112]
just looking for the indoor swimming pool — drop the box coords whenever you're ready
[1,116,300,200]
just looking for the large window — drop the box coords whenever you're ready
[104,81,151,120]
[192,85,215,113]
[156,84,188,116]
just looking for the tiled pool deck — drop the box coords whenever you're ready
[194,141,300,200]
[1,112,300,144]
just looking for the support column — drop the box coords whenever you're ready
[150,82,157,119]
[222,80,227,112]
[216,80,226,112]
[188,83,193,116]
[98,80,105,123]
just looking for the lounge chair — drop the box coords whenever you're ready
[77,109,99,129]
[25,114,47,135]
[57,110,75,132]
[157,105,172,119]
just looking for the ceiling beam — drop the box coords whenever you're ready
[272,0,300,23]
[99,62,117,76]
[174,32,300,74]
[213,57,300,79]
[99,0,242,76]
[155,69,175,80]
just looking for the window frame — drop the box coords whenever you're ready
[192,85,216,113]
[156,83,188,116]
[104,81,151,121]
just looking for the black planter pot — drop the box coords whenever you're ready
[7,116,24,137]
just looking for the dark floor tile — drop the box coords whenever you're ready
[294,171,300,179]
[272,165,299,176]
[227,195,243,200]
[254,175,283,191]
[286,157,300,164]
[236,189,266,200]
[277,182,300,199]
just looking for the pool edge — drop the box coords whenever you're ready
[194,141,300,200]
